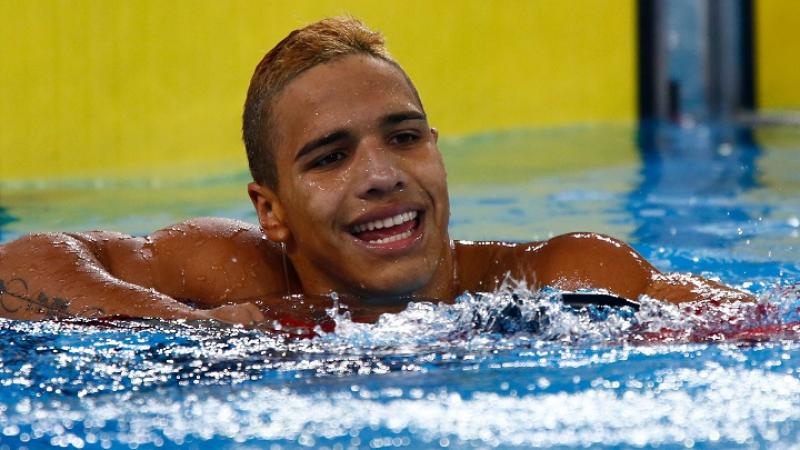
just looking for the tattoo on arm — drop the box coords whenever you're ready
[0,277,104,319]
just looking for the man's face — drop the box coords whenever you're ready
[258,54,450,297]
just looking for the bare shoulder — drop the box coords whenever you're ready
[454,239,526,291]
[479,232,658,299]
[74,217,285,302]
[67,217,277,268]
[150,217,283,275]
[146,217,285,301]
[149,217,268,248]
[155,217,261,237]
[458,233,751,303]
[529,232,650,263]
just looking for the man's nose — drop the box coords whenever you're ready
[355,142,405,198]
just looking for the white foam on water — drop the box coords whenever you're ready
[2,282,800,447]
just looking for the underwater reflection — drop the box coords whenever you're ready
[629,123,763,249]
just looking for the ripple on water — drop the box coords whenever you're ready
[2,283,800,448]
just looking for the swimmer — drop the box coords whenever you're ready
[0,18,752,327]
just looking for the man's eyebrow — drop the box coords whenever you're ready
[382,111,427,126]
[295,130,349,161]
[294,112,427,161]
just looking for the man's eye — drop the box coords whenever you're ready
[312,151,346,168]
[389,132,420,146]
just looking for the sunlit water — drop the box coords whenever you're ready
[1,124,799,449]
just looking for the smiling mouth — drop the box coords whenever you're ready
[349,210,422,245]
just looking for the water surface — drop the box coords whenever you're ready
[1,124,799,449]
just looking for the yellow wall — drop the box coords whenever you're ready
[756,0,800,111]
[0,0,636,182]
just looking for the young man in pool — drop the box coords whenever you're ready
[0,18,751,327]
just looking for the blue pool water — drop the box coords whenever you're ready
[1,124,799,449]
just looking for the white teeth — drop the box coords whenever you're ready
[372,229,413,244]
[351,210,419,235]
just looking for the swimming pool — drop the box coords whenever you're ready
[1,123,799,449]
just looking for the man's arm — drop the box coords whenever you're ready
[0,218,283,323]
[66,218,287,307]
[516,232,752,303]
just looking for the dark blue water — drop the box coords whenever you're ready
[1,124,799,449]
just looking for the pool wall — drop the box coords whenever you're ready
[1,1,638,182]
[756,0,800,112]
[1,1,799,185]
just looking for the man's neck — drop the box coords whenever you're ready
[286,239,461,302]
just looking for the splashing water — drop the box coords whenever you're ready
[2,284,800,449]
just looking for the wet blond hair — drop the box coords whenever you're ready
[243,17,418,189]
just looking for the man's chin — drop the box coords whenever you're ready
[322,219,447,298]
[348,268,436,300]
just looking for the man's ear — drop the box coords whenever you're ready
[247,182,290,243]
[430,127,439,143]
